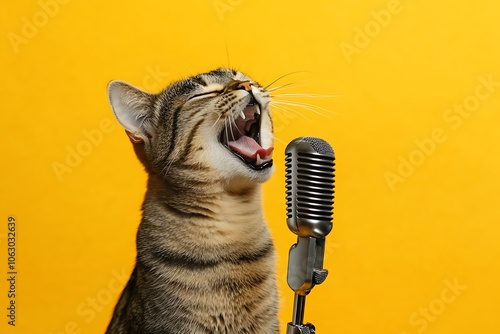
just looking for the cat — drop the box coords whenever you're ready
[105,68,279,333]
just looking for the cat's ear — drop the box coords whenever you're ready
[107,80,156,144]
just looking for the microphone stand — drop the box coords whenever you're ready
[284,136,335,334]
[286,236,328,334]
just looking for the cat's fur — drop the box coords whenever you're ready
[105,68,279,333]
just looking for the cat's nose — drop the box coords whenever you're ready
[236,81,252,91]
[228,80,252,91]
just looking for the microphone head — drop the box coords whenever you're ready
[285,137,335,238]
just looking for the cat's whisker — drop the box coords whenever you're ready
[231,112,246,137]
[271,93,341,98]
[212,112,223,128]
[273,100,332,119]
[272,134,286,145]
[161,157,176,179]
[274,100,333,119]
[271,103,311,122]
[162,61,197,82]
[263,71,308,90]
[228,115,240,139]
[224,118,231,144]
[267,81,312,93]
[160,146,183,180]
[272,99,340,118]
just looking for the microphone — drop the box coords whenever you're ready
[286,137,335,239]
[285,136,335,334]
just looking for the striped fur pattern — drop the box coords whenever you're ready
[106,68,278,333]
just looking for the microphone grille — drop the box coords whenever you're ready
[285,137,335,238]
[300,136,334,155]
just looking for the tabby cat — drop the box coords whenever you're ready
[105,68,279,333]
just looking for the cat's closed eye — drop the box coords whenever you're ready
[189,90,223,100]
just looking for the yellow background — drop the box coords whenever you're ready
[1,0,499,333]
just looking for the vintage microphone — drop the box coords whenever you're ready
[285,137,335,334]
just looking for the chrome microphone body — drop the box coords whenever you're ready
[286,136,335,239]
[285,137,335,334]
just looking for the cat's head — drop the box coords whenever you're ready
[107,68,274,187]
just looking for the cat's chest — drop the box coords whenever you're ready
[197,193,264,237]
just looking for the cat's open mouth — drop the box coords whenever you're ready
[220,96,273,170]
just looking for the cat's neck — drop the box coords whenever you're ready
[140,173,268,249]
[144,172,263,221]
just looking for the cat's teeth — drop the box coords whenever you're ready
[255,154,262,166]
[240,110,246,120]
[256,105,261,115]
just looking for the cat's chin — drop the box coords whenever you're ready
[205,151,271,186]
[224,164,275,190]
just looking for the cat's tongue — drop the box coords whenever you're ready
[228,136,274,164]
